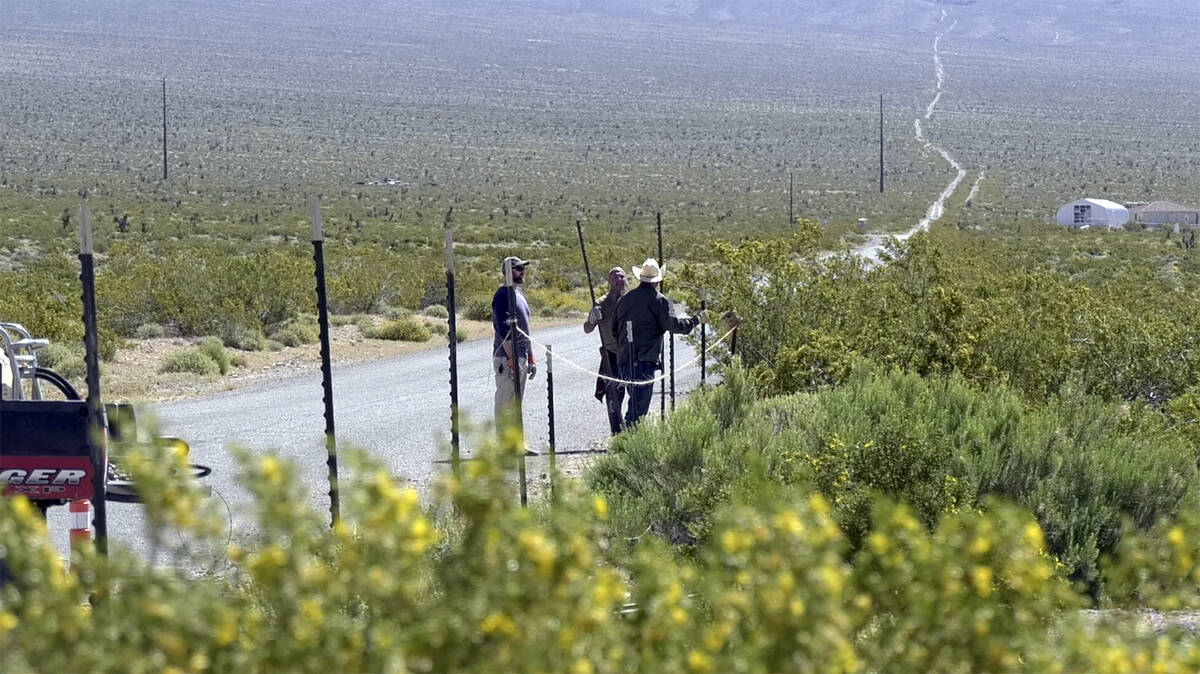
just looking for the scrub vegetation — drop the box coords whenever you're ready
[6,0,1200,669]
[5,418,1200,673]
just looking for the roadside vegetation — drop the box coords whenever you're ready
[6,1,1200,668]
[5,416,1200,672]
[6,216,1200,669]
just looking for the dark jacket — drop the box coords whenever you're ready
[491,285,531,360]
[611,283,698,366]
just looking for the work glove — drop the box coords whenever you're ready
[695,310,709,325]
[587,304,602,324]
[527,361,538,380]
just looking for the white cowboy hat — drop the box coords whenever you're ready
[632,258,664,283]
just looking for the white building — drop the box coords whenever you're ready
[1129,201,1200,227]
[1055,198,1130,229]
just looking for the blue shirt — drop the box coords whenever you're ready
[492,285,531,360]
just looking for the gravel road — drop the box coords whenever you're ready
[48,323,703,557]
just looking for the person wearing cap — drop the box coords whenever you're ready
[610,258,701,429]
[492,256,537,429]
[583,266,628,435]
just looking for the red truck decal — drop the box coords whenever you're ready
[0,457,93,500]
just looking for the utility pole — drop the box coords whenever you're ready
[788,171,794,225]
[879,93,885,194]
[162,78,168,181]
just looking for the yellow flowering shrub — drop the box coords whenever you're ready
[2,425,1200,672]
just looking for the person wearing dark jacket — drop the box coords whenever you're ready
[610,258,701,429]
[492,256,537,429]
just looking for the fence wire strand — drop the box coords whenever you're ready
[516,325,735,386]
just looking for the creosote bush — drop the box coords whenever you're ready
[38,342,85,382]
[368,316,432,342]
[197,336,232,375]
[4,424,1200,672]
[133,323,165,339]
[422,303,449,319]
[463,297,492,322]
[221,324,268,351]
[590,363,1199,592]
[158,349,220,376]
[36,342,80,371]
[524,287,589,317]
[384,305,411,320]
[268,314,319,347]
[682,225,1200,408]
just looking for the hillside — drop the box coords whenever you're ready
[499,0,1200,49]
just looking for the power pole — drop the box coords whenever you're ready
[162,78,168,181]
[788,171,794,225]
[879,93,885,194]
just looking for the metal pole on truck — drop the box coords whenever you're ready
[78,205,108,555]
[311,199,340,526]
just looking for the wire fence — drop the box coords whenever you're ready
[515,325,736,386]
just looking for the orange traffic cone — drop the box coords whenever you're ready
[68,500,91,546]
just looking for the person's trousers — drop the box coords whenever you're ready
[618,360,657,429]
[597,349,626,435]
[494,356,528,432]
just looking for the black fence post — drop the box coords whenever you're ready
[444,215,461,479]
[546,344,556,500]
[77,205,107,555]
[311,199,340,526]
[656,212,666,419]
[700,291,707,388]
[504,259,527,507]
[669,333,676,411]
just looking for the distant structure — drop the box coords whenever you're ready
[354,179,409,187]
[1128,201,1200,227]
[1055,198,1129,229]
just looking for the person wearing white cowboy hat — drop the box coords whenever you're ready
[632,259,664,283]
[610,257,704,429]
[492,255,537,431]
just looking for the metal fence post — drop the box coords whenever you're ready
[78,205,107,555]
[546,344,556,500]
[700,290,707,387]
[504,259,527,507]
[657,212,666,419]
[669,333,676,411]
[445,216,461,479]
[311,199,340,526]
